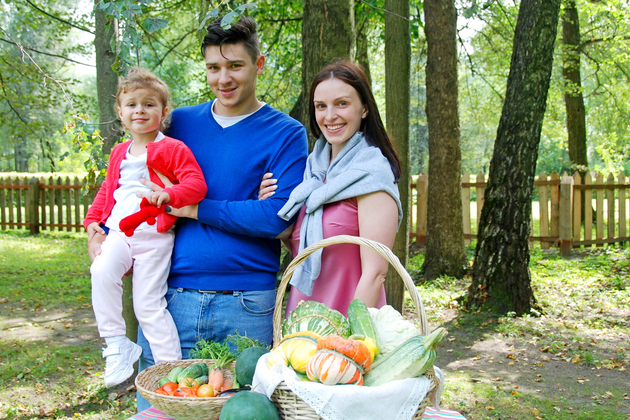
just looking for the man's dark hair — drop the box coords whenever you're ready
[201,16,260,63]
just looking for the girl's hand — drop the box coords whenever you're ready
[145,191,171,207]
[139,171,198,219]
[87,222,106,262]
[258,172,278,200]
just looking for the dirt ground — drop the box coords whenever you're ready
[1,292,629,419]
[422,305,630,418]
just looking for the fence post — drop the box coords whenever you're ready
[559,173,573,256]
[28,177,40,235]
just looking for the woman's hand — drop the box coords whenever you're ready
[258,172,278,200]
[139,170,198,219]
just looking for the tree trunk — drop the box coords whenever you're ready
[298,0,355,147]
[422,0,467,281]
[94,1,134,341]
[562,0,588,173]
[384,0,410,312]
[94,1,123,156]
[467,0,561,315]
[355,4,372,87]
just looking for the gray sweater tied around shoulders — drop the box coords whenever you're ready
[277,131,402,296]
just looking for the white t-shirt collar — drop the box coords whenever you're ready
[211,101,266,128]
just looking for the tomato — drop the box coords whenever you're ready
[197,384,214,398]
[170,389,185,397]
[179,377,199,388]
[154,389,168,395]
[179,386,195,397]
[161,382,179,393]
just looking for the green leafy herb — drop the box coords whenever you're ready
[189,339,235,368]
[189,332,269,369]
[227,332,270,355]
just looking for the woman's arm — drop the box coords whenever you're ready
[354,191,399,307]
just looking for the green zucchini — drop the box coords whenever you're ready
[363,327,447,387]
[347,299,381,357]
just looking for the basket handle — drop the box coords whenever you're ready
[273,234,429,344]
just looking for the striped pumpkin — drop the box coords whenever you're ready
[306,334,372,385]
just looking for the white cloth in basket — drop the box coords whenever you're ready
[252,353,444,420]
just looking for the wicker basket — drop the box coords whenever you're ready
[135,359,235,420]
[270,234,439,420]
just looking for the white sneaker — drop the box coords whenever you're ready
[102,339,142,388]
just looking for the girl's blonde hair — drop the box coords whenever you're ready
[116,67,171,131]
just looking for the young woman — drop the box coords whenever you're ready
[262,60,402,315]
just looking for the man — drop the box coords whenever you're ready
[88,16,307,410]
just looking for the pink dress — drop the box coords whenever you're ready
[285,198,387,316]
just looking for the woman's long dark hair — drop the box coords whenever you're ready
[308,60,401,181]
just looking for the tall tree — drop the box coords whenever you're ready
[467,0,562,315]
[422,0,467,281]
[293,0,355,146]
[562,0,588,173]
[355,1,373,86]
[94,0,123,155]
[384,0,411,311]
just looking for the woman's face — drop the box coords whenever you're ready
[313,77,367,155]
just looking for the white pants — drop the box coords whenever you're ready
[90,228,182,363]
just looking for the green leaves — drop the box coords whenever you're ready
[221,3,257,29]
[142,17,168,33]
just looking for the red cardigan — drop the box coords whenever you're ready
[84,136,207,233]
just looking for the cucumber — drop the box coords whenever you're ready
[157,377,170,387]
[177,363,206,382]
[194,375,209,385]
[166,366,184,383]
[347,299,381,357]
[194,362,209,377]
[363,327,447,387]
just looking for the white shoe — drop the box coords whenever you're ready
[102,339,142,388]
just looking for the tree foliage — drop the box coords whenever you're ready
[1,0,630,181]
[0,0,96,172]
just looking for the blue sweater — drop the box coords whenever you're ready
[166,100,308,291]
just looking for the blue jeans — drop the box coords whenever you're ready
[136,287,275,411]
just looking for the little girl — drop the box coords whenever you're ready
[84,67,207,387]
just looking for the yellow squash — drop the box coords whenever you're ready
[267,331,321,374]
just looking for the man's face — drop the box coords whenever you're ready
[204,43,265,117]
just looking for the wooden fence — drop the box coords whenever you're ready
[0,175,98,233]
[411,171,630,255]
[1,172,629,255]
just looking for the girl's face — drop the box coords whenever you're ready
[117,88,167,139]
[313,77,367,158]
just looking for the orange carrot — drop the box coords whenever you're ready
[210,367,224,393]
[220,376,233,392]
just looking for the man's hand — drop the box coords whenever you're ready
[139,170,198,219]
[258,172,278,200]
[86,222,106,262]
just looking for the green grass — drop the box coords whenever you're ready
[408,242,630,420]
[1,231,629,419]
[0,229,92,308]
[0,230,136,419]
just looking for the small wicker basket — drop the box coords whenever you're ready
[135,359,234,420]
[270,234,439,420]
